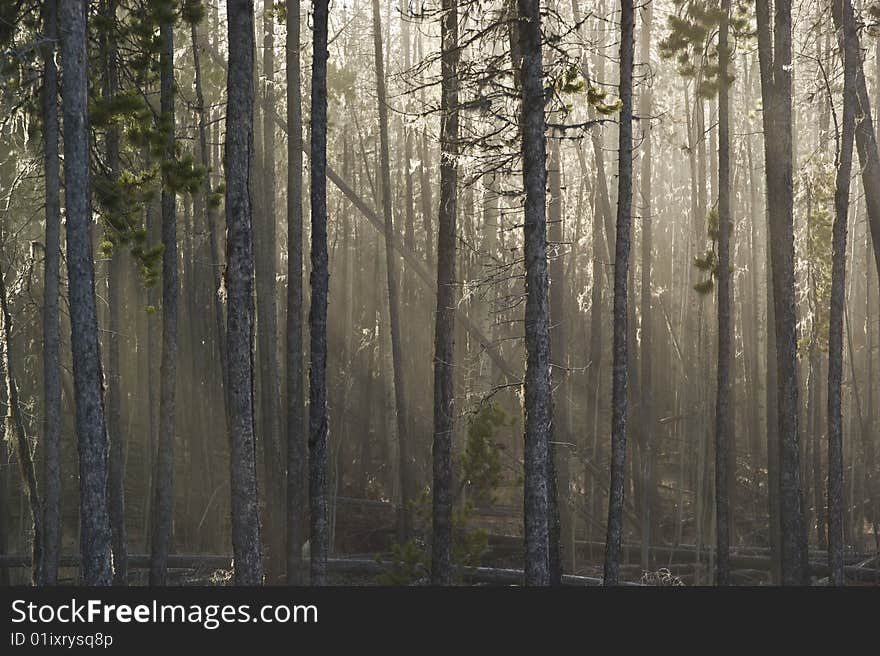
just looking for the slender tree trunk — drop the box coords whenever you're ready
[225,0,263,586]
[308,0,331,585]
[59,0,113,585]
[150,16,178,587]
[638,0,655,573]
[286,0,306,586]
[101,0,127,586]
[517,0,552,587]
[371,0,412,543]
[0,266,43,584]
[431,0,458,586]
[827,0,858,587]
[256,0,284,581]
[714,0,732,586]
[604,0,634,587]
[39,0,62,587]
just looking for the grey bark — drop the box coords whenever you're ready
[755,0,809,585]
[714,0,732,586]
[59,0,113,585]
[39,0,62,587]
[225,0,264,586]
[309,0,331,585]
[517,0,552,586]
[432,0,458,586]
[828,0,858,587]
[286,0,306,586]
[256,0,284,580]
[150,17,178,587]
[604,0,634,587]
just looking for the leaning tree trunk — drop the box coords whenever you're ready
[517,0,552,587]
[604,0,634,587]
[150,16,178,587]
[225,0,264,586]
[286,0,307,586]
[59,0,113,585]
[827,0,858,588]
[308,0,331,585]
[39,0,63,587]
[431,0,459,586]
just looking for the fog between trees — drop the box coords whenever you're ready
[0,0,879,586]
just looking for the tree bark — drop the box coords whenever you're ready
[604,0,634,587]
[827,0,858,587]
[432,0,458,586]
[286,0,307,586]
[714,0,732,586]
[150,16,178,587]
[39,0,62,587]
[59,0,113,585]
[517,0,552,586]
[225,0,264,586]
[308,0,331,585]
[755,0,809,585]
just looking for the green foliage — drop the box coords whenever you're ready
[377,402,510,585]
[801,158,835,351]
[692,208,732,295]
[659,0,749,98]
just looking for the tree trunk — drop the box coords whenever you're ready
[714,0,732,586]
[39,0,62,587]
[755,0,808,585]
[225,0,263,586]
[517,0,552,587]
[431,0,458,586]
[308,0,331,585]
[256,0,283,581]
[604,0,634,587]
[827,0,858,587]
[638,0,655,574]
[150,16,178,587]
[286,0,307,586]
[101,0,127,586]
[59,0,113,585]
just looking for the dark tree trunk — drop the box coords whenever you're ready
[604,0,634,587]
[39,0,62,587]
[714,0,732,587]
[286,0,307,586]
[150,17,178,587]
[59,0,113,585]
[308,0,331,585]
[755,0,809,585]
[431,0,458,586]
[225,0,264,586]
[517,0,552,587]
[828,0,858,587]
